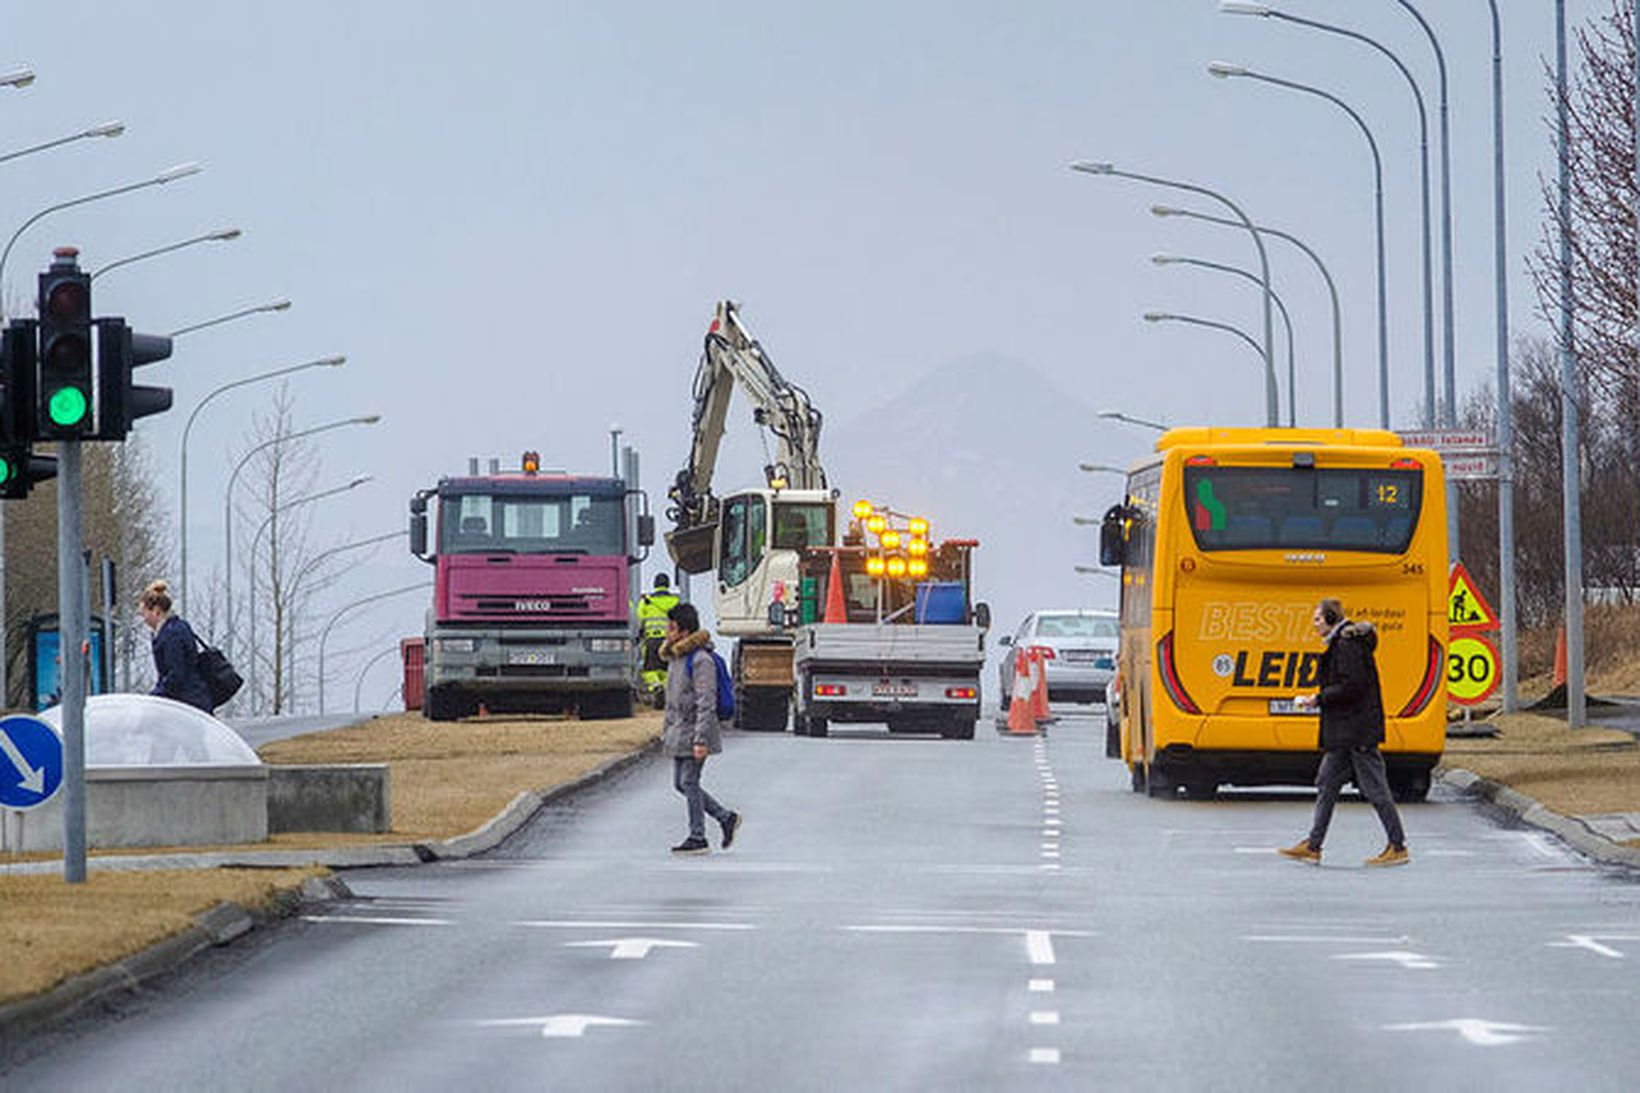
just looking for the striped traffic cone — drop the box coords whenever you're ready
[1029,647,1052,720]
[1007,648,1038,735]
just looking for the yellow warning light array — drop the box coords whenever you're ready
[852,500,874,520]
[866,515,887,535]
[907,558,929,578]
[908,517,929,537]
[908,538,928,556]
[886,557,908,578]
[881,530,902,550]
[865,555,887,577]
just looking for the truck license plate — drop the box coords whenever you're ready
[507,649,557,666]
[872,682,918,697]
[1267,698,1314,716]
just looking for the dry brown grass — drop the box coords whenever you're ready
[258,710,662,838]
[1443,712,1640,816]
[1517,603,1640,699]
[0,868,324,1005]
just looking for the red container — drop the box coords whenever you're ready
[401,637,425,711]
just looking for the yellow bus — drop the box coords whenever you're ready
[1099,427,1447,801]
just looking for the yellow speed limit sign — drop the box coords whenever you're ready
[1447,633,1499,706]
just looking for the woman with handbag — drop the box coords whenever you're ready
[138,580,215,713]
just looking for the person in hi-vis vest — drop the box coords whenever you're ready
[636,572,680,707]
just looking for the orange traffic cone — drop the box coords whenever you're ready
[1552,624,1567,688]
[1029,647,1052,720]
[823,550,848,624]
[1007,648,1038,735]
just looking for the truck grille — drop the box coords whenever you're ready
[470,595,594,615]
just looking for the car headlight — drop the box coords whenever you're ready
[437,638,477,654]
[587,638,628,653]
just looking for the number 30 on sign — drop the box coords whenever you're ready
[1446,632,1500,706]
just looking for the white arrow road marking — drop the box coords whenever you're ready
[474,1015,643,1039]
[514,920,754,931]
[1029,1011,1060,1025]
[1333,950,1441,970]
[0,728,46,795]
[564,938,700,960]
[1029,1048,1061,1065]
[1384,1019,1550,1047]
[1548,934,1640,959]
[1245,935,1411,945]
[300,915,454,926]
[1029,979,1055,993]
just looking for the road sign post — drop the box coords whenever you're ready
[58,438,87,882]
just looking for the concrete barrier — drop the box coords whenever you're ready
[3,765,269,852]
[266,764,390,834]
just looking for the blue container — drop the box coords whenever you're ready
[914,582,967,624]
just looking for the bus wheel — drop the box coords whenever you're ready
[1145,768,1175,798]
[1390,770,1431,803]
[1183,778,1218,801]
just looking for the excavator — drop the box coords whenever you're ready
[666,300,839,730]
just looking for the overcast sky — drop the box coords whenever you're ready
[0,1,1605,706]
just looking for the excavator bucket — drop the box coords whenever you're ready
[665,522,718,575]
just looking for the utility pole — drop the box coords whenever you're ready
[1556,0,1586,728]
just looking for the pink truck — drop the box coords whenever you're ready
[410,452,653,721]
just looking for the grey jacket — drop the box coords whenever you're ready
[660,628,725,757]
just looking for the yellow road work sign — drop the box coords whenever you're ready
[1447,632,1500,706]
[1447,562,1498,631]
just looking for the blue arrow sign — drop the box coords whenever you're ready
[0,714,64,810]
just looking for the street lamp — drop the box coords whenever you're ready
[0,67,35,89]
[1077,462,1125,476]
[89,226,240,282]
[178,354,347,616]
[1152,205,1343,427]
[353,644,403,714]
[0,120,123,168]
[318,582,433,715]
[1555,0,1586,728]
[1098,410,1167,433]
[246,476,374,712]
[1142,311,1269,421]
[0,162,202,317]
[1153,254,1297,427]
[1208,62,1388,428]
[1220,2,1436,429]
[284,530,408,692]
[1073,566,1119,579]
[1072,160,1277,426]
[218,410,376,656]
[1486,0,1518,712]
[169,297,291,339]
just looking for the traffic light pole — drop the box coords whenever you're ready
[58,439,87,882]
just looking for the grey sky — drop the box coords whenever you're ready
[0,1,1599,705]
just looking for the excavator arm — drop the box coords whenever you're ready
[666,300,826,573]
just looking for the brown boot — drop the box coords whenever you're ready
[1277,839,1321,864]
[1364,844,1409,868]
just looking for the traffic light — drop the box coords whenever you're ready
[0,319,55,499]
[94,318,172,440]
[35,247,96,439]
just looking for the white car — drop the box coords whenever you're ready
[998,609,1119,707]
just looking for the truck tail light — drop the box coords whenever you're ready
[814,683,847,697]
[945,687,977,700]
[1155,632,1201,714]
[1397,636,1443,718]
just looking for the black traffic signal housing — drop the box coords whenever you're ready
[94,319,173,440]
[35,247,95,439]
[0,319,56,499]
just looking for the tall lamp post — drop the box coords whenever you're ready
[0,67,35,89]
[0,119,123,168]
[246,476,373,712]
[1152,206,1343,427]
[169,297,290,339]
[1555,0,1585,729]
[1142,311,1270,422]
[1487,0,1518,711]
[179,355,347,615]
[352,644,403,713]
[1208,62,1388,428]
[1153,255,1297,426]
[284,529,407,693]
[89,227,240,282]
[1098,410,1168,433]
[1070,161,1278,426]
[318,582,433,715]
[1221,2,1435,429]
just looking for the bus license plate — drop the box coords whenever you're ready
[872,682,918,697]
[508,649,556,666]
[1268,698,1313,716]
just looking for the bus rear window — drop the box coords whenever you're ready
[1183,467,1421,553]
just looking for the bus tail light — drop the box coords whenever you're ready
[1397,635,1443,718]
[1155,632,1201,714]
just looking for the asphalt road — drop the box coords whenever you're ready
[5,712,1640,1091]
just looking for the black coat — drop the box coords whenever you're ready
[1315,621,1385,750]
[151,615,215,713]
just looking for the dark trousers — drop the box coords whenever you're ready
[1308,746,1406,850]
[673,756,729,839]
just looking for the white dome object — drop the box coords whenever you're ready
[39,694,261,767]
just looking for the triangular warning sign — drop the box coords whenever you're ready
[1447,562,1498,630]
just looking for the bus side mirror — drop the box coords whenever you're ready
[637,514,656,548]
[1099,505,1128,568]
[410,511,429,559]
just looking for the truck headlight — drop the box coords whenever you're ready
[587,638,628,653]
[437,638,477,654]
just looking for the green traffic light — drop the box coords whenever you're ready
[0,458,14,485]
[47,386,88,427]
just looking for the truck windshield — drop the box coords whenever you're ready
[1183,466,1421,554]
[772,501,834,551]
[440,493,624,555]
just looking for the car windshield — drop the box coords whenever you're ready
[1035,615,1118,639]
[440,492,624,555]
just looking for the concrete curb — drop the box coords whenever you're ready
[1438,767,1640,870]
[0,874,352,1051]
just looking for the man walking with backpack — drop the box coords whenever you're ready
[660,602,741,855]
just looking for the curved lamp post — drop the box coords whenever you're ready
[0,162,202,318]
[169,297,291,339]
[1070,160,1278,426]
[1486,0,1517,711]
[285,530,408,692]
[1098,410,1167,433]
[246,476,373,712]
[353,644,403,714]
[318,583,433,715]
[1153,254,1297,427]
[1151,205,1343,427]
[1142,311,1269,424]
[89,227,240,282]
[0,68,35,89]
[1077,462,1126,476]
[0,119,122,168]
[179,354,347,616]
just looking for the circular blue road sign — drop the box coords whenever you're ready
[0,714,64,810]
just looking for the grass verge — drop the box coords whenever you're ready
[1442,712,1640,817]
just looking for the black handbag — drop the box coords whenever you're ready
[194,634,243,707]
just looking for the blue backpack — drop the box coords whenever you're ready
[684,648,737,721]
